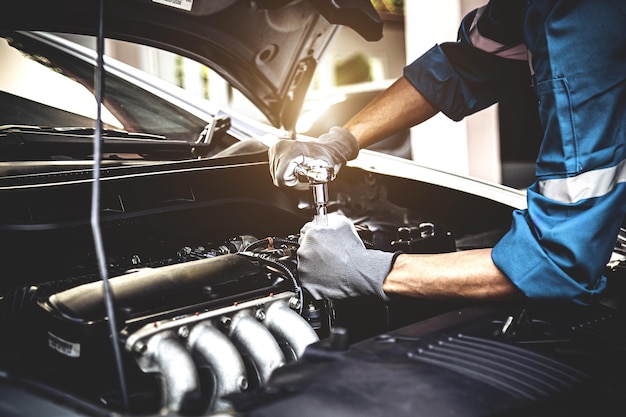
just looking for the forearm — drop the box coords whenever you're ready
[344,76,438,148]
[383,248,524,301]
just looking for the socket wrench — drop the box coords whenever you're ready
[294,162,335,226]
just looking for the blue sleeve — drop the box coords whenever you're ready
[491,185,625,305]
[492,0,626,305]
[403,7,530,122]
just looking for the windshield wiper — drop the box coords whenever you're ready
[0,125,171,139]
[0,125,212,160]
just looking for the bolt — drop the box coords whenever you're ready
[238,376,249,391]
[220,316,232,330]
[133,341,147,356]
[178,326,189,339]
[288,296,301,311]
[255,309,266,321]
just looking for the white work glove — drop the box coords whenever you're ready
[268,126,359,190]
[297,212,400,301]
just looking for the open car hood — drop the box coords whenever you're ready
[0,0,382,132]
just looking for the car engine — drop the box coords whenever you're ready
[0,155,624,417]
[2,220,458,415]
[39,237,317,414]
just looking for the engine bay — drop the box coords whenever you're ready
[0,151,624,416]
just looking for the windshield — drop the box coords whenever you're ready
[0,31,237,166]
[1,32,210,140]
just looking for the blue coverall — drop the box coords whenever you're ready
[403,0,626,305]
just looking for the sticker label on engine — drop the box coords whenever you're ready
[152,0,193,12]
[48,332,81,358]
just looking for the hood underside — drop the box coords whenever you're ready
[0,0,382,131]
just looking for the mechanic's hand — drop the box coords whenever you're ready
[297,212,400,301]
[268,126,359,190]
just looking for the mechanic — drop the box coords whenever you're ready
[269,0,626,305]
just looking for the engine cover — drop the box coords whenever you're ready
[233,302,626,417]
